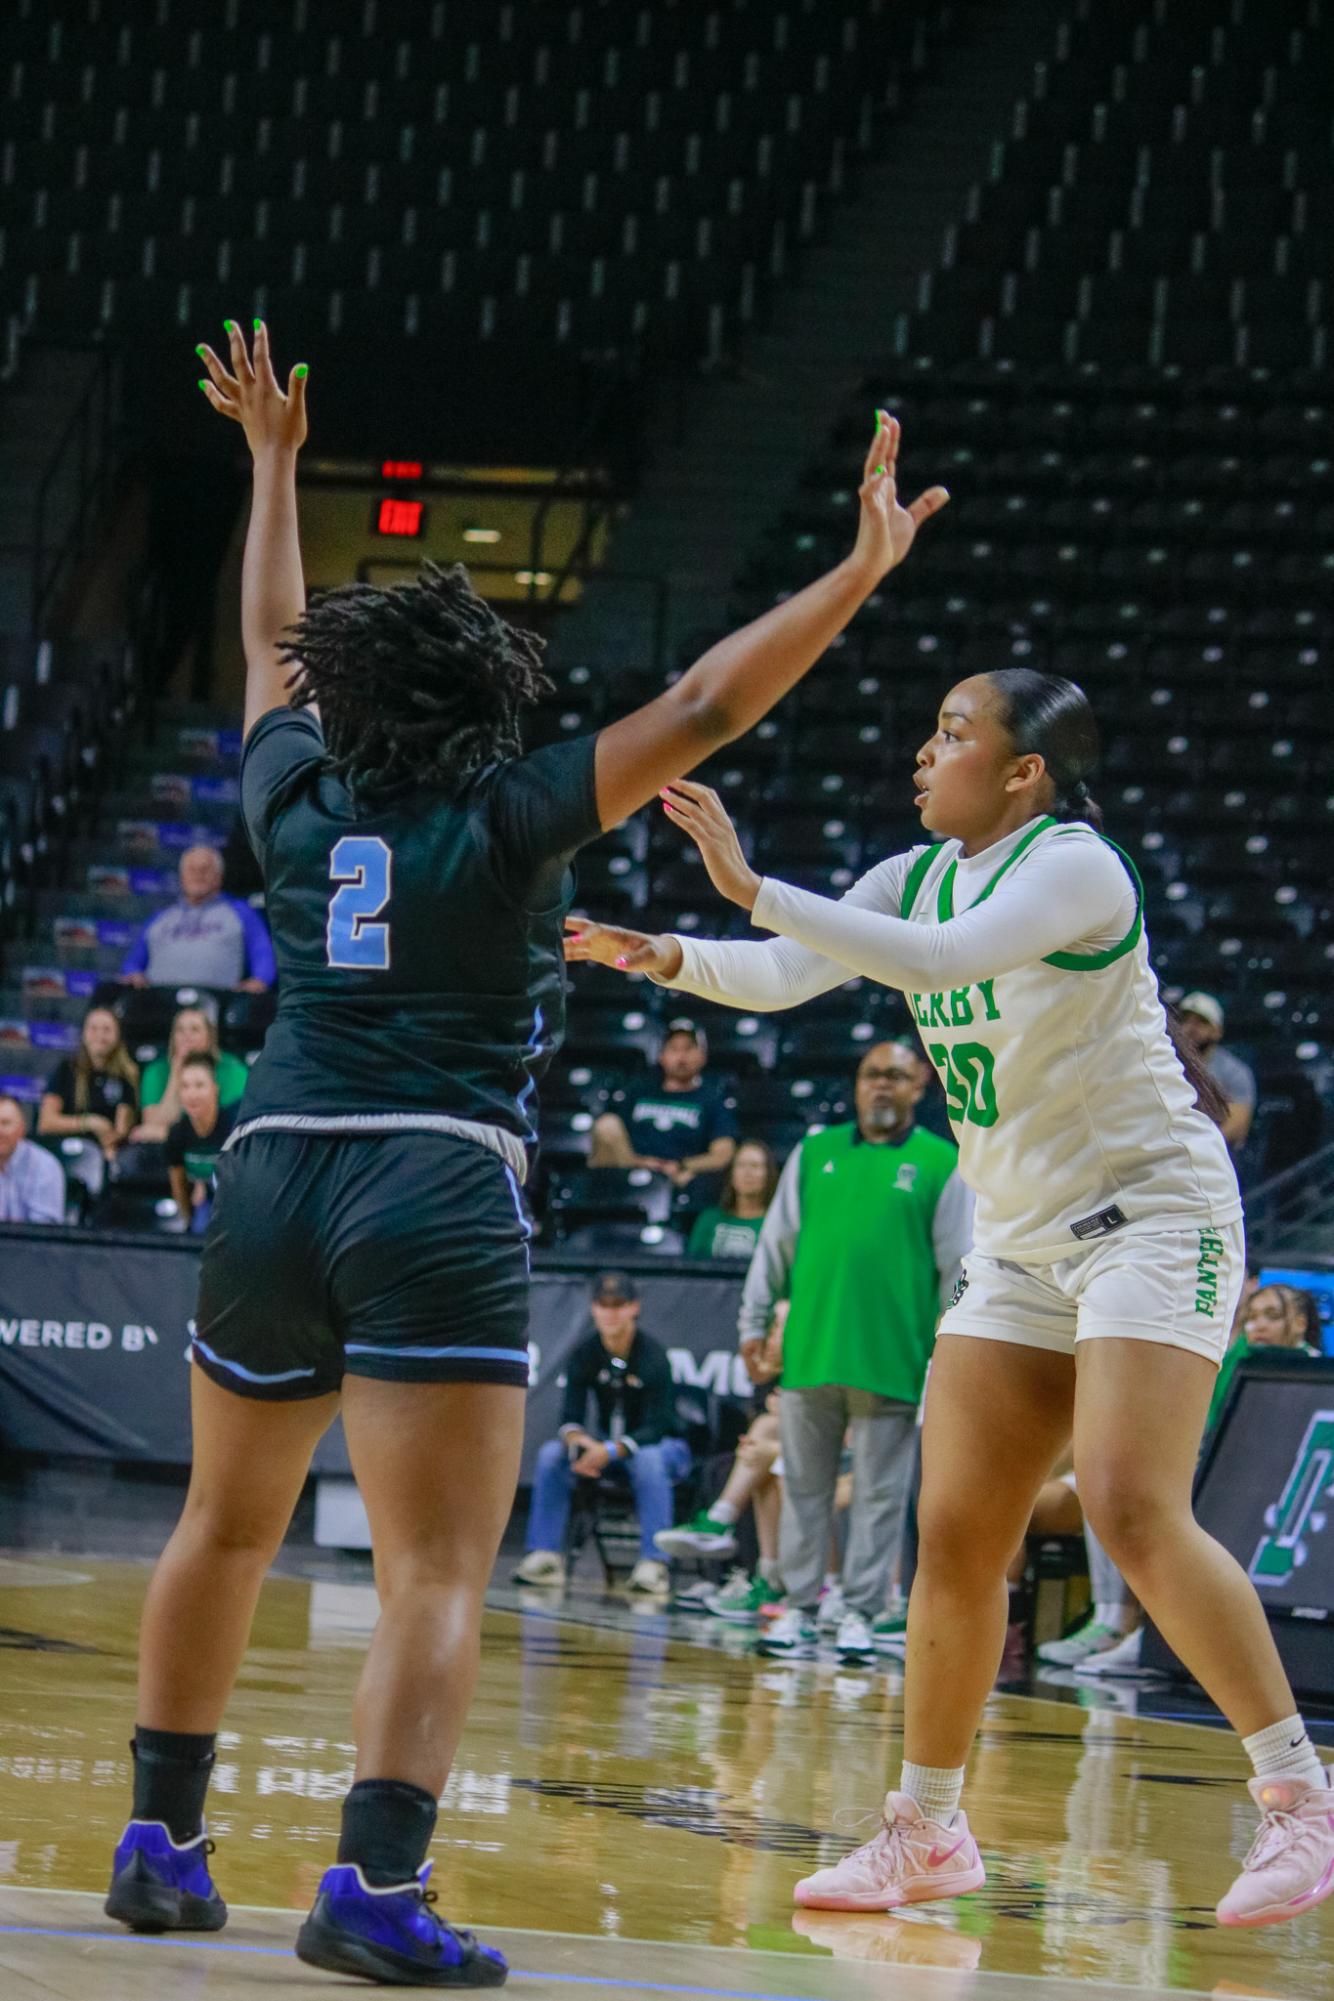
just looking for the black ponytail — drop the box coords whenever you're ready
[986,669,1103,830]
[1065,776,1104,834]
[1164,1005,1232,1130]
[988,668,1230,1130]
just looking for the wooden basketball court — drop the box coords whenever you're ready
[0,1551,1328,1999]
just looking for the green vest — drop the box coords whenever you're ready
[782,1122,958,1401]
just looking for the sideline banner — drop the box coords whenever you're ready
[0,1227,748,1481]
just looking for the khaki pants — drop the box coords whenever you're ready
[777,1385,917,1615]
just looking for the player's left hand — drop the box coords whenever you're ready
[196,319,308,459]
[661,781,761,911]
[572,1442,612,1478]
[847,411,949,585]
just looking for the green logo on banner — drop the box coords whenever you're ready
[1249,1411,1334,1588]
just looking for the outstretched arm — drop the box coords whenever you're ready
[661,784,1136,990]
[590,415,947,829]
[563,854,912,1011]
[747,838,1132,989]
[196,320,310,740]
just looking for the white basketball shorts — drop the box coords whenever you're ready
[936,1218,1245,1368]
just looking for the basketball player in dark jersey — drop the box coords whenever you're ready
[103,321,947,1986]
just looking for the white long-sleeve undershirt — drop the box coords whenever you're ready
[656,824,1136,1010]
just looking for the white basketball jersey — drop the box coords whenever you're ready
[898,815,1241,1264]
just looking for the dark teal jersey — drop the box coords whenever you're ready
[233,706,602,1169]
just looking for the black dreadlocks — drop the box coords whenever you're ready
[279,560,552,800]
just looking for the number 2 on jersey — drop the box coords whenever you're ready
[326,836,393,970]
[927,1040,999,1129]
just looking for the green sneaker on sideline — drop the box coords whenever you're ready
[654,1509,739,1560]
[706,1569,773,1624]
[755,1606,820,1658]
[871,1608,908,1656]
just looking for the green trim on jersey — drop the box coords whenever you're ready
[936,814,1056,922]
[1042,831,1145,970]
[899,843,941,922]
[933,816,1143,973]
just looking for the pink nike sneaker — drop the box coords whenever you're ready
[794,1792,986,1911]
[1216,1773,1334,1928]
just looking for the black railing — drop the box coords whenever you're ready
[354,556,671,680]
[30,342,120,637]
[1243,1139,1334,1262]
[525,357,642,612]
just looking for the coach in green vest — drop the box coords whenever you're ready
[738,1041,973,1659]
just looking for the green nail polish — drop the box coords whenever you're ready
[875,411,883,432]
[253,317,262,331]
[224,319,236,333]
[198,378,209,391]
[874,464,887,476]
[294,363,309,380]
[195,343,207,357]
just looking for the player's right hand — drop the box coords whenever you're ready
[563,916,684,982]
[196,319,308,459]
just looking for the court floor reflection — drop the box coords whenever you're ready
[0,1553,1328,1999]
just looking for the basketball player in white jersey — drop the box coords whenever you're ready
[566,666,1334,1930]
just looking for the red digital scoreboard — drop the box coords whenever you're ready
[374,496,425,537]
[374,459,426,537]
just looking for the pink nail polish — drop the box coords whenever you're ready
[615,956,628,968]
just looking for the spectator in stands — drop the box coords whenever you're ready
[38,1004,139,1157]
[514,1272,690,1597]
[0,1092,66,1224]
[589,1019,736,1191]
[1177,992,1257,1155]
[164,1052,236,1232]
[120,843,275,992]
[687,1138,779,1258]
[739,1042,974,1664]
[131,1005,249,1141]
[1207,1283,1324,1431]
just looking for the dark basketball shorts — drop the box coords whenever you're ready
[192,1129,533,1401]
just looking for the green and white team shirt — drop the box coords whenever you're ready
[657,815,1240,1267]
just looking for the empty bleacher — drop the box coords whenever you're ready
[1,0,945,374]
[1,0,1329,1240]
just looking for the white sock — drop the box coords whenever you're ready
[707,1499,739,1527]
[898,1761,965,1825]
[757,1557,781,1585]
[1243,1715,1327,1794]
[1094,1601,1137,1635]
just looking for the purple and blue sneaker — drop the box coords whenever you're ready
[104,1819,227,1932]
[295,1861,507,1987]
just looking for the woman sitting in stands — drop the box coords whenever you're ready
[130,1004,249,1141]
[1206,1282,1324,1432]
[38,1004,139,1157]
[686,1138,779,1259]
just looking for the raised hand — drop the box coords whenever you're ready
[848,411,949,584]
[660,780,761,911]
[195,320,308,460]
[563,917,684,981]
